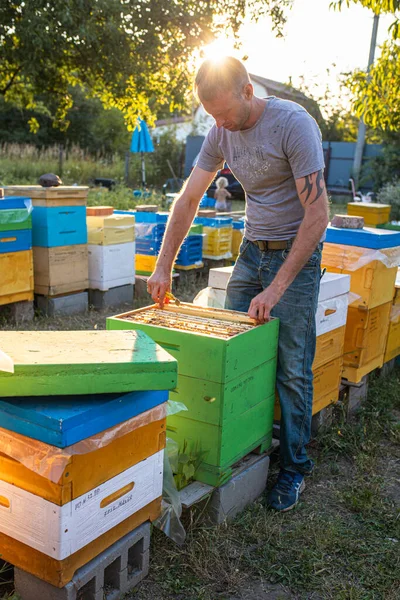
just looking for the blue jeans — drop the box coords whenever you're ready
[225,238,322,475]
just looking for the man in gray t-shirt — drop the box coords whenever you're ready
[148,57,329,512]
[197,95,325,241]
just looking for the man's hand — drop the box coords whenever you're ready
[147,268,172,308]
[248,285,282,324]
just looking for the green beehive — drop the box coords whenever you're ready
[0,208,32,232]
[107,304,279,486]
[0,330,177,396]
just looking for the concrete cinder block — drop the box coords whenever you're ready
[311,404,335,437]
[35,292,88,317]
[205,453,270,525]
[89,284,134,310]
[341,375,369,416]
[377,358,396,379]
[14,522,150,600]
[0,300,34,324]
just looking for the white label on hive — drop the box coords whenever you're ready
[0,449,163,560]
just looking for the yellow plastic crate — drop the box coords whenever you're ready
[347,202,391,227]
[87,215,135,245]
[322,243,398,309]
[384,306,400,363]
[136,253,157,274]
[0,250,34,306]
[203,226,232,256]
[274,356,343,419]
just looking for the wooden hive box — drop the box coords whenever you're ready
[342,302,392,383]
[4,186,89,207]
[87,214,135,245]
[0,249,34,306]
[107,303,279,486]
[347,202,391,227]
[33,244,88,295]
[32,205,87,247]
[88,242,135,291]
[86,206,114,217]
[0,330,177,396]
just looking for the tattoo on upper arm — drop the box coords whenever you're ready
[300,170,325,205]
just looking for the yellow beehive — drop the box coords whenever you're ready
[342,302,392,382]
[203,226,232,258]
[0,250,34,306]
[347,202,391,227]
[322,242,398,309]
[136,253,157,274]
[87,214,135,245]
[313,325,346,370]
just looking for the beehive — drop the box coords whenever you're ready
[87,214,135,245]
[0,330,177,396]
[202,226,232,259]
[0,249,34,306]
[342,302,392,382]
[136,253,157,275]
[232,222,244,259]
[322,242,398,309]
[0,207,32,232]
[347,202,391,227]
[86,206,114,217]
[88,242,135,291]
[33,244,88,296]
[107,303,279,486]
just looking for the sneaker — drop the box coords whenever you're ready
[267,469,305,512]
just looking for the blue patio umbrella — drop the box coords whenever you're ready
[130,119,154,187]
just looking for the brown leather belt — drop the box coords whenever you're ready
[252,239,291,251]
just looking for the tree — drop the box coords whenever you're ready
[331,0,400,130]
[0,0,291,131]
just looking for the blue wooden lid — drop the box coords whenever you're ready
[326,225,400,249]
[0,389,168,448]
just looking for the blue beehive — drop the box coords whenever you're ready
[0,197,31,210]
[176,234,203,266]
[0,389,168,447]
[32,205,87,247]
[325,225,400,249]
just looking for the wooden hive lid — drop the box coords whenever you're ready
[0,330,177,396]
[86,206,114,216]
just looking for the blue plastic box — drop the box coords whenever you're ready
[32,205,87,247]
[195,216,233,228]
[325,225,400,249]
[176,234,203,266]
[0,389,168,447]
[0,229,32,253]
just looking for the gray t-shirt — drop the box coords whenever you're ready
[196,96,325,241]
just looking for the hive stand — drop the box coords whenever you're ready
[14,522,150,600]
[35,291,88,317]
[89,284,134,310]
[0,300,34,324]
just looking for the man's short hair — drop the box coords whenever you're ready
[194,56,250,101]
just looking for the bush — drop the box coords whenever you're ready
[377,178,400,221]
